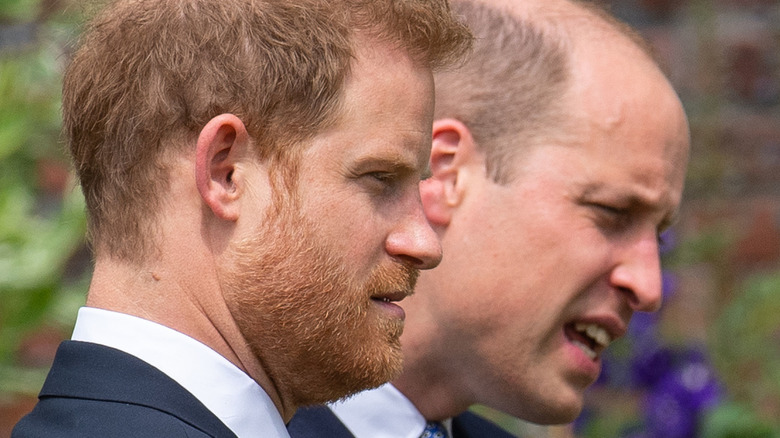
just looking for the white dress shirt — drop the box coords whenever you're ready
[71,307,290,438]
[329,383,452,438]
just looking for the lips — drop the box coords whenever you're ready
[369,291,410,321]
[370,290,410,303]
[564,320,623,361]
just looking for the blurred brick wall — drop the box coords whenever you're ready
[601,0,780,317]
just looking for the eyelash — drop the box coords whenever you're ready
[591,203,631,230]
[367,172,396,183]
[360,172,402,195]
[593,203,627,217]
[592,203,667,246]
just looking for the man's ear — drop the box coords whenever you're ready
[421,118,477,227]
[195,114,251,222]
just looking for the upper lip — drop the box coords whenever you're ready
[371,290,411,302]
[569,315,627,345]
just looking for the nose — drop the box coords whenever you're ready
[609,230,663,312]
[385,195,442,270]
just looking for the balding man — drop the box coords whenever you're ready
[289,0,690,436]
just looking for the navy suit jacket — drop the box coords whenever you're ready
[12,341,237,437]
[288,405,516,438]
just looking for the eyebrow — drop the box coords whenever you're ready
[348,132,430,176]
[350,154,419,175]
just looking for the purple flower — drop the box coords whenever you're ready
[641,348,722,437]
[595,352,613,385]
[644,379,697,438]
[629,342,674,388]
[673,349,722,412]
[662,271,678,302]
[628,311,660,340]
[620,428,652,438]
[659,229,677,255]
[573,406,594,434]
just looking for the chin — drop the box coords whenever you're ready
[505,395,583,426]
[537,400,583,425]
[298,333,405,406]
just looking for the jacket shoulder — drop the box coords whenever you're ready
[13,398,213,438]
[12,341,235,438]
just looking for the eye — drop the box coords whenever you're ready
[360,171,402,195]
[589,202,632,231]
[366,171,397,184]
[371,171,394,181]
[348,157,416,197]
[592,203,627,216]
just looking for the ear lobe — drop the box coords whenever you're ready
[195,114,250,222]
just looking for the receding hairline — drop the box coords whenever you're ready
[434,0,664,184]
[471,0,658,62]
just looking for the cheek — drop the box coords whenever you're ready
[338,219,384,261]
[303,198,384,256]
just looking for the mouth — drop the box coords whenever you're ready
[564,322,615,361]
[370,290,410,303]
[369,291,410,320]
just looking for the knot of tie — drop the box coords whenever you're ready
[420,421,449,438]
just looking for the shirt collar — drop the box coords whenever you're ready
[329,383,452,438]
[71,307,290,438]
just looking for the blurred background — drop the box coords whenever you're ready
[0,0,779,437]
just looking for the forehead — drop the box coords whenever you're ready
[571,35,687,163]
[509,32,691,215]
[301,39,435,169]
[342,38,434,118]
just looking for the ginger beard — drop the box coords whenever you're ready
[221,205,418,406]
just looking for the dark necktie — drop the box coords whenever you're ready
[420,421,449,438]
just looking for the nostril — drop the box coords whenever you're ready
[395,254,425,268]
[619,285,662,312]
[618,285,642,306]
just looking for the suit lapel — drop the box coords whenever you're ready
[40,341,237,437]
[287,403,518,438]
[287,405,355,438]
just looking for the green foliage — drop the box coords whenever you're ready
[0,8,88,395]
[666,225,733,268]
[0,0,41,21]
[709,271,780,434]
[0,184,86,357]
[701,401,780,438]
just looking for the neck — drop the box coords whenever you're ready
[85,253,298,421]
[393,375,471,421]
[392,294,474,420]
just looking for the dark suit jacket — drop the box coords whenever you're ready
[288,405,516,438]
[12,341,237,437]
